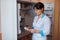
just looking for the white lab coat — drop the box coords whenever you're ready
[32,14,51,40]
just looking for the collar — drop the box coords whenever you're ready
[41,13,45,18]
[36,13,45,19]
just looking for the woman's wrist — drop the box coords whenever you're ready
[34,29,40,33]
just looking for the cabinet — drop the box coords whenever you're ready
[17,2,54,40]
[44,3,54,37]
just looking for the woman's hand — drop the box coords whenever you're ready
[34,29,40,33]
[26,29,34,33]
[29,29,35,33]
[27,29,39,33]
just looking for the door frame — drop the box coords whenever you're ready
[54,0,59,40]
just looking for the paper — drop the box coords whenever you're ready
[24,27,29,30]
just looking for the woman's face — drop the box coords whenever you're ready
[34,8,43,16]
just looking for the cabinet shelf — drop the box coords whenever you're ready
[44,10,53,11]
[20,8,32,10]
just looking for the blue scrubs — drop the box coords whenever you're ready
[32,14,51,40]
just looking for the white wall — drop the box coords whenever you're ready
[0,0,1,32]
[1,0,17,40]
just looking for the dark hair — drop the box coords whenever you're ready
[33,2,44,10]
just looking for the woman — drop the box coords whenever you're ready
[26,2,51,40]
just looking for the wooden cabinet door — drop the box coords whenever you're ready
[54,0,59,40]
[58,0,60,40]
[0,33,2,40]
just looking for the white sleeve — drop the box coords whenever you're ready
[43,17,51,36]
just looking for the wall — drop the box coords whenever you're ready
[0,0,2,40]
[1,0,17,40]
[0,0,1,32]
